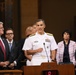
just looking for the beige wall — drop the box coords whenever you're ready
[20,0,38,38]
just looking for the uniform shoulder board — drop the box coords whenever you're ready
[46,33,53,36]
[29,34,35,37]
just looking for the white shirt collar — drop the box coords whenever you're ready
[6,39,13,43]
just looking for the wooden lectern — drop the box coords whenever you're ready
[22,62,75,75]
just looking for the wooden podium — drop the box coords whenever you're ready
[22,62,75,75]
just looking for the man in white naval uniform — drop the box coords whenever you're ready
[22,19,58,66]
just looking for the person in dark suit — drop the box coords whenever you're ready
[5,28,17,53]
[8,25,37,69]
[0,22,10,70]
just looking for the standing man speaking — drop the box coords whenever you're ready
[22,19,58,66]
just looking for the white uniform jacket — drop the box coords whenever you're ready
[23,32,58,66]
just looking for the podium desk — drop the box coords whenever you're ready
[22,62,75,75]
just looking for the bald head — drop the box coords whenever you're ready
[25,26,33,37]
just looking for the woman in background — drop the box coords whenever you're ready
[56,30,76,65]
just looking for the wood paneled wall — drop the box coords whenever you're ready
[20,0,38,38]
[39,0,76,42]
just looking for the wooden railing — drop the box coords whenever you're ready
[0,70,23,75]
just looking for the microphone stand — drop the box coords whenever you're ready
[43,43,49,62]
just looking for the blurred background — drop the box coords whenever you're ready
[0,0,76,43]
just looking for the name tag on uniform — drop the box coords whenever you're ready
[45,39,50,42]
[34,41,38,43]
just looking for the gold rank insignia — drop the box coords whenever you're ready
[45,38,50,42]
[29,34,35,37]
[46,33,53,36]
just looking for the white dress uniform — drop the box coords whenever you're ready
[22,32,58,66]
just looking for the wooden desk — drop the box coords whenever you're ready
[0,70,23,75]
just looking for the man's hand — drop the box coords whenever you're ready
[0,62,5,67]
[37,48,43,53]
[8,63,15,69]
[26,48,43,55]
[0,61,9,67]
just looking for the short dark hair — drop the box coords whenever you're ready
[5,28,14,34]
[36,19,45,24]
[62,29,72,38]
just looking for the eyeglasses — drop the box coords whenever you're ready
[37,24,44,26]
[6,33,13,35]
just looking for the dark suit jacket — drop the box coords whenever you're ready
[8,40,18,62]
[9,38,26,69]
[8,41,17,53]
[0,38,10,62]
[15,38,26,62]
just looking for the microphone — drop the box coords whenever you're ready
[43,43,49,62]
